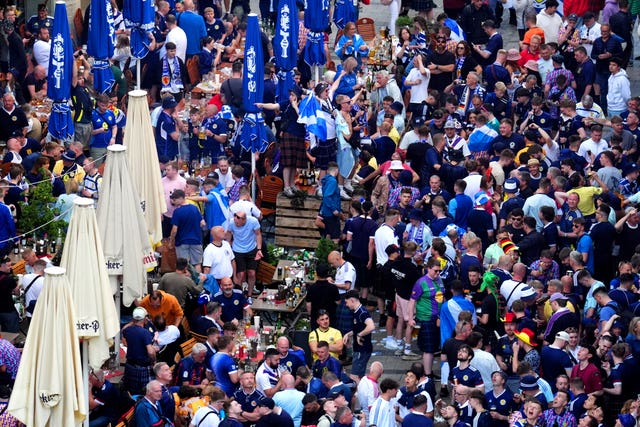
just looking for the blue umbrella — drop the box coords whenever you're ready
[334,0,358,30]
[237,14,269,155]
[303,0,329,74]
[273,0,299,102]
[123,0,155,60]
[47,1,74,141]
[88,0,115,93]
[234,14,269,199]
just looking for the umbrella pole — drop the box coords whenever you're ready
[136,61,141,90]
[251,153,257,201]
[82,340,90,427]
[114,290,121,358]
[315,66,320,86]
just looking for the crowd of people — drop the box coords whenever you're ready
[1,0,640,426]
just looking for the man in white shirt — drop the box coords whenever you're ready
[230,186,262,220]
[373,210,400,328]
[357,362,384,424]
[162,14,187,61]
[328,251,356,295]
[536,0,563,43]
[578,124,609,163]
[405,55,430,123]
[579,11,601,58]
[203,226,236,280]
[255,348,283,398]
[369,378,399,427]
[468,331,500,392]
[500,263,538,309]
[21,259,46,318]
[215,157,234,192]
[32,27,51,74]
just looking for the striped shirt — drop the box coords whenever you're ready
[369,397,397,427]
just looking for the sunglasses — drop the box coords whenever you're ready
[234,214,246,219]
[318,309,328,315]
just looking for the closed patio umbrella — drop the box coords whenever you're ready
[47,0,74,141]
[273,0,299,102]
[124,89,167,246]
[303,0,329,82]
[88,0,115,94]
[8,267,86,426]
[96,144,157,306]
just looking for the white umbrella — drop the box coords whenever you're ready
[61,197,120,368]
[62,198,121,427]
[96,145,157,306]
[8,267,86,426]
[124,89,167,246]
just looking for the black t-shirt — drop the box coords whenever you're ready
[0,107,28,142]
[305,280,340,325]
[617,222,640,262]
[221,77,243,109]
[590,221,616,258]
[442,337,466,365]
[0,272,18,313]
[426,50,455,92]
[346,216,378,262]
[505,224,526,244]
[301,409,324,427]
[389,257,422,300]
[22,73,46,104]
[517,231,546,265]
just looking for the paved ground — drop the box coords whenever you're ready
[250,0,640,383]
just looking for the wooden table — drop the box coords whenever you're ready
[252,289,305,327]
[272,260,313,285]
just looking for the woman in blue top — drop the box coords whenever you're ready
[199,36,220,76]
[333,57,362,99]
[335,22,370,69]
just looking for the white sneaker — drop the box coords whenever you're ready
[384,337,400,350]
[394,348,404,356]
[344,180,354,192]
[315,187,323,197]
[340,188,351,200]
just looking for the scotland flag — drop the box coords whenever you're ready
[297,91,327,142]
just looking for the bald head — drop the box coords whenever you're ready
[281,373,295,388]
[512,262,527,279]
[327,251,343,267]
[183,0,195,10]
[497,255,514,270]
[211,226,225,242]
[369,361,384,378]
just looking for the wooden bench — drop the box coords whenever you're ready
[189,331,207,343]
[275,194,350,249]
[256,260,276,286]
[174,337,198,365]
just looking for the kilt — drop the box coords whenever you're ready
[417,319,439,353]
[280,132,307,168]
[123,363,151,395]
[335,299,353,335]
[314,138,337,170]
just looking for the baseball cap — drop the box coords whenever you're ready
[389,160,404,170]
[567,13,578,21]
[549,292,568,303]
[444,120,456,129]
[527,158,540,167]
[162,96,178,109]
[257,397,275,409]
[132,307,148,320]
[556,331,570,342]
[623,163,639,176]
[552,54,564,64]
[385,244,400,256]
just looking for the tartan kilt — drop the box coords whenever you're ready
[314,138,337,170]
[123,363,151,395]
[280,132,308,168]
[335,299,353,335]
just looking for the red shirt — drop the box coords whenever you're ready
[570,362,603,394]
[518,48,541,68]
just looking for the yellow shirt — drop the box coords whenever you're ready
[543,300,577,321]
[53,160,85,185]
[389,127,400,145]
[567,186,603,216]
[308,327,343,360]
